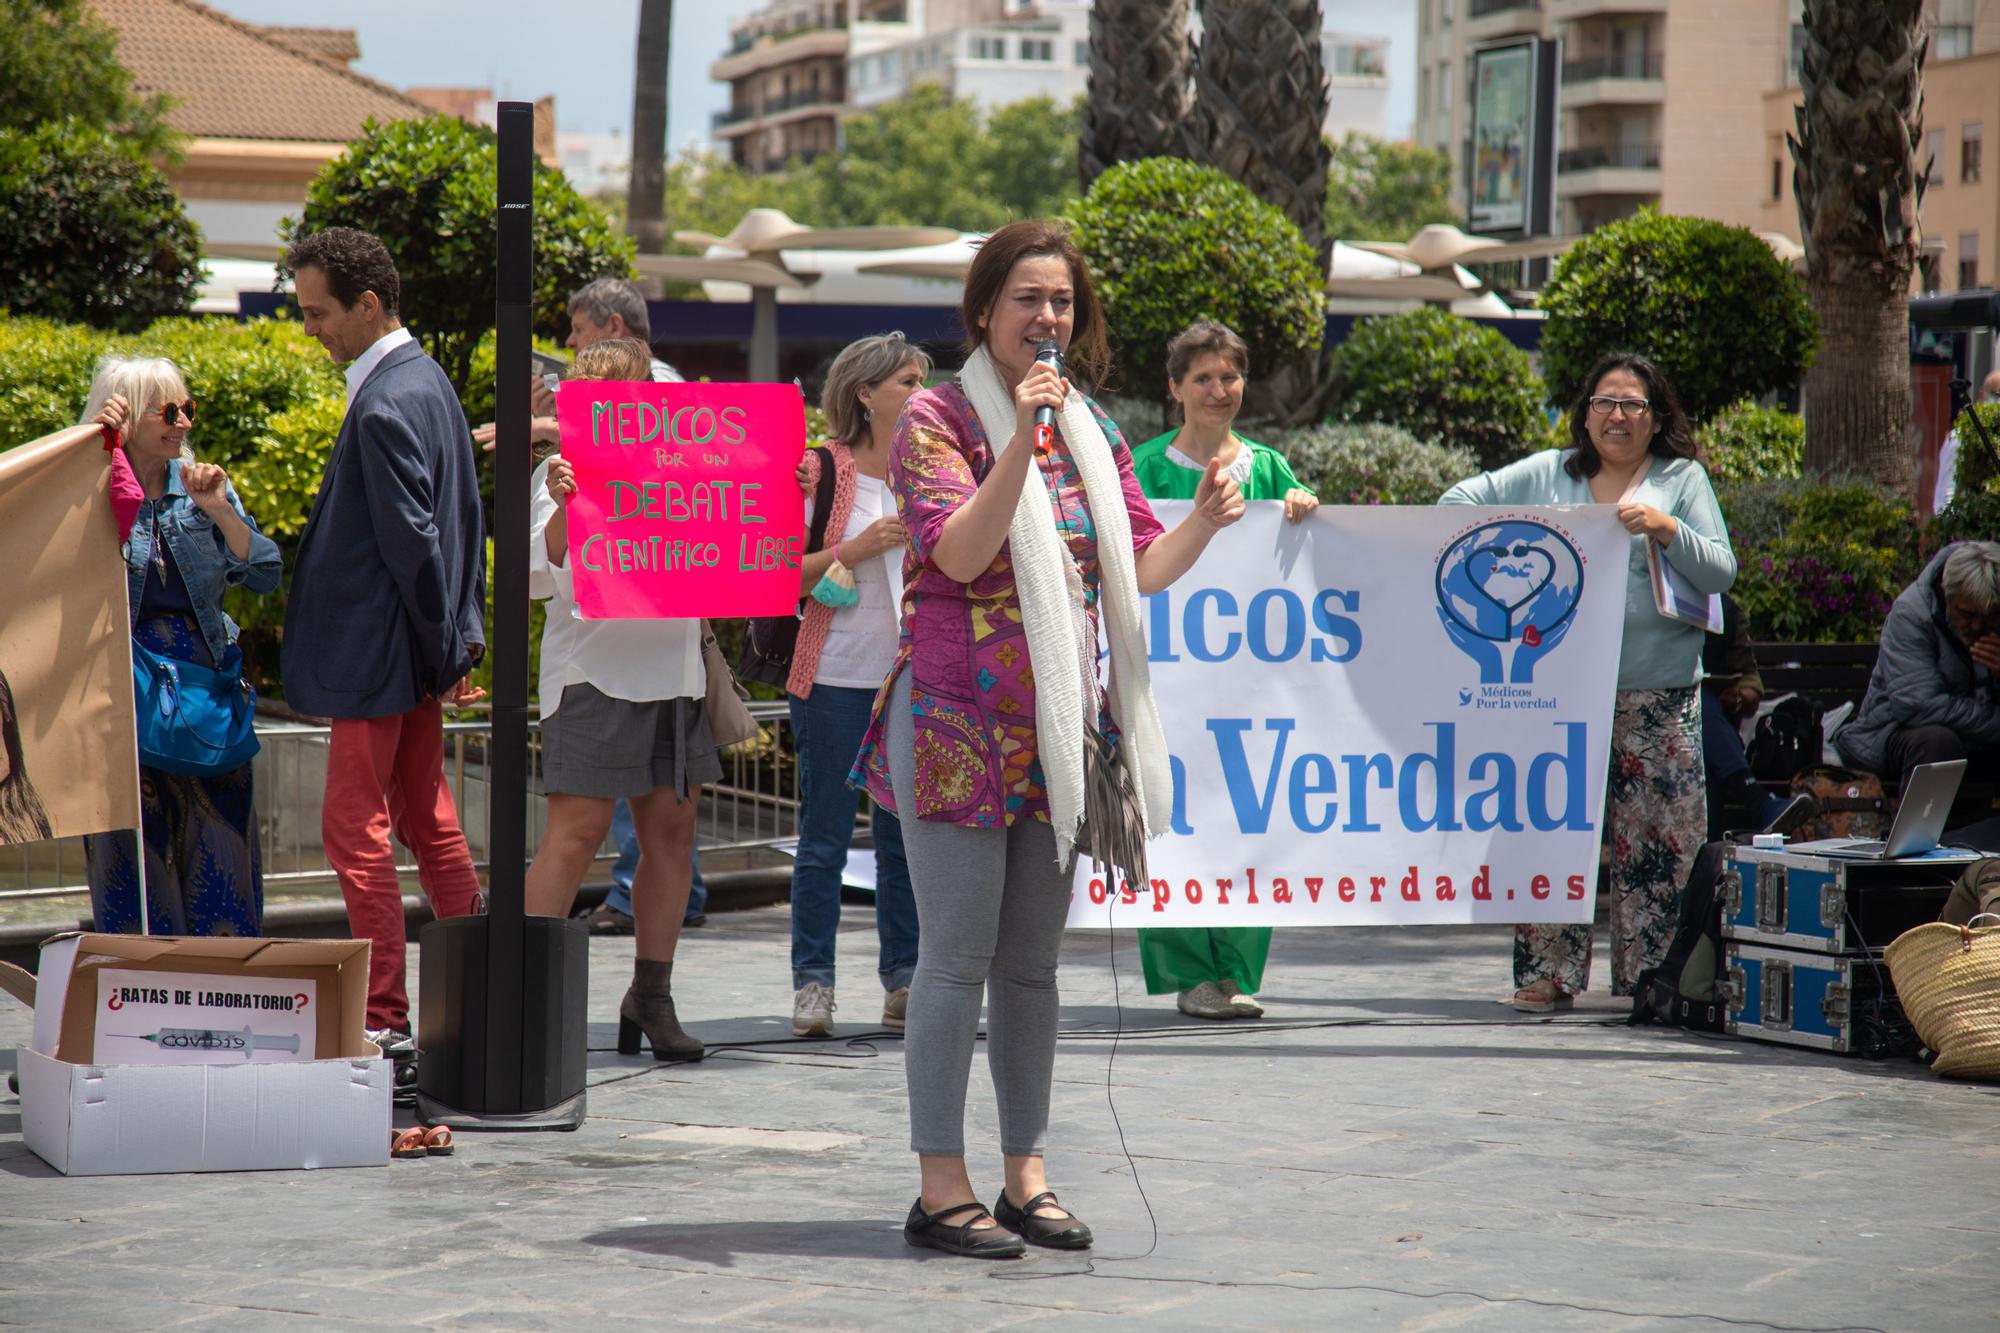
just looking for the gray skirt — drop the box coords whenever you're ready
[541,683,722,799]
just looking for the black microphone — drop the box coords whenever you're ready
[1033,338,1063,432]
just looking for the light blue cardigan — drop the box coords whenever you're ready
[1440,449,1736,691]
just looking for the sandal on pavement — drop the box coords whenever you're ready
[1510,979,1575,1013]
[903,1199,1027,1259]
[992,1190,1094,1250]
[422,1125,455,1157]
[391,1127,428,1160]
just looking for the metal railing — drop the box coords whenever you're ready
[1562,53,1665,82]
[1,703,818,911]
[1469,0,1540,16]
[1557,142,1663,173]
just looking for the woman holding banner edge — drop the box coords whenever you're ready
[850,220,1244,1258]
[525,336,716,1062]
[80,357,282,936]
[1440,352,1734,1013]
[1128,321,1318,1021]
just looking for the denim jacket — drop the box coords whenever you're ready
[123,460,284,662]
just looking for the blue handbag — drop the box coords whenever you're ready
[131,641,260,775]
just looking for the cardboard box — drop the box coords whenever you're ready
[0,933,391,1175]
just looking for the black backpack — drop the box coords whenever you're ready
[1745,694,1824,782]
[1629,841,1731,1033]
[737,446,837,688]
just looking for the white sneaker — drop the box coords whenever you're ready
[1176,981,1235,1020]
[793,983,836,1038]
[882,986,909,1032]
[1217,979,1264,1019]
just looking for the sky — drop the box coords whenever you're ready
[207,1,1417,153]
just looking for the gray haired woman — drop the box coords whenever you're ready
[783,333,930,1040]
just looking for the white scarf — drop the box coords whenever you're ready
[957,347,1173,868]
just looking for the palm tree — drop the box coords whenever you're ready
[1189,0,1330,421]
[1790,0,1926,489]
[1189,0,1331,277]
[1079,0,1192,192]
[627,1,673,255]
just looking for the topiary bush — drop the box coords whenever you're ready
[1716,477,1924,643]
[0,121,201,332]
[1697,401,1805,483]
[1539,209,1816,422]
[1262,421,1478,505]
[283,115,636,400]
[1067,157,1323,402]
[1328,307,1545,470]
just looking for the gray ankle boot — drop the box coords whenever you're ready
[618,958,704,1062]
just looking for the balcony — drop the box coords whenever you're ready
[712,23,851,82]
[1465,0,1543,41]
[711,87,844,138]
[1549,0,1666,18]
[1560,51,1665,108]
[1556,141,1663,197]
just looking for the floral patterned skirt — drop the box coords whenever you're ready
[1514,685,1704,997]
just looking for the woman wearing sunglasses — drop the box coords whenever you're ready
[1440,353,1735,1013]
[81,357,283,936]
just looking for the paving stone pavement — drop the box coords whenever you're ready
[4,904,1999,1331]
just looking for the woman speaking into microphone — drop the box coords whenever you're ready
[850,220,1245,1257]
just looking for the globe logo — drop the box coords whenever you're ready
[1434,519,1584,685]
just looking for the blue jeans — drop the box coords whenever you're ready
[789,685,918,991]
[606,798,707,921]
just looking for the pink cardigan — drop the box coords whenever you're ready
[785,441,859,697]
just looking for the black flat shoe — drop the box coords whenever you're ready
[992,1189,1093,1250]
[904,1198,1027,1259]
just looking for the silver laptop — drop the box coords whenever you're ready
[1788,760,1968,859]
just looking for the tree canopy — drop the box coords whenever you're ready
[1,0,178,156]
[285,115,634,396]
[657,87,1082,240]
[1322,133,1455,244]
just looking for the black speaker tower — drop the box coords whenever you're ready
[416,100,589,1130]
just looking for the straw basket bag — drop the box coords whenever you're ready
[1884,914,2000,1079]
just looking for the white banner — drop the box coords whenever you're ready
[1069,502,1629,929]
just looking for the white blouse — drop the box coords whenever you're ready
[528,457,703,720]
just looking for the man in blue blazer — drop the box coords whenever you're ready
[283,226,487,1039]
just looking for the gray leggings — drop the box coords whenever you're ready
[885,670,1071,1158]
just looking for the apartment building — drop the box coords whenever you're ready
[718,0,1394,174]
[1418,0,1787,234]
[1758,2,2000,294]
[1421,0,2000,294]
[709,0,918,174]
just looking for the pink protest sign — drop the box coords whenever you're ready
[556,381,807,618]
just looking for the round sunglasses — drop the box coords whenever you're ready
[156,399,198,427]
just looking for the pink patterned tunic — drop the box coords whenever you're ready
[849,380,1163,828]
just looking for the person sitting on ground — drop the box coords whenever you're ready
[783,333,927,1040]
[523,336,716,1064]
[1127,320,1317,1022]
[1835,541,2000,793]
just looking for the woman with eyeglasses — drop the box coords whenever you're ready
[1439,353,1734,1013]
[81,357,283,936]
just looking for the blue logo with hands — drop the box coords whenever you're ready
[1435,520,1584,685]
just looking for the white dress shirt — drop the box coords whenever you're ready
[528,458,703,719]
[344,326,414,406]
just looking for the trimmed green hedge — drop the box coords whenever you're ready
[1697,401,1805,483]
[1329,307,1545,470]
[1068,157,1323,402]
[1261,421,1478,506]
